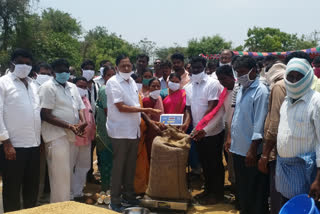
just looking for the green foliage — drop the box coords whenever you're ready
[186,35,232,56]
[82,26,140,68]
[41,8,81,37]
[244,27,318,52]
[12,8,82,68]
[155,44,187,61]
[234,45,244,51]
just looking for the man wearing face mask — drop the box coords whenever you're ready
[34,62,54,202]
[80,60,100,184]
[230,56,270,214]
[71,77,96,201]
[275,56,320,206]
[0,49,41,212]
[183,56,225,205]
[34,62,53,89]
[106,54,161,212]
[219,50,234,67]
[39,59,87,203]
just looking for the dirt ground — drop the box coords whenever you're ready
[0,151,239,214]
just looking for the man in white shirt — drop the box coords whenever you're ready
[39,59,87,203]
[0,49,41,212]
[106,54,161,212]
[33,62,53,202]
[80,60,100,184]
[34,62,53,89]
[276,56,320,205]
[183,56,225,205]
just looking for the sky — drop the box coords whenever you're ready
[35,0,320,49]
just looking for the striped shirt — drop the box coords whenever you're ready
[277,89,320,167]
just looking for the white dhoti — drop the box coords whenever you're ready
[45,136,71,203]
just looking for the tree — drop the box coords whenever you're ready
[136,38,156,61]
[0,0,34,50]
[81,26,140,68]
[12,8,82,66]
[244,27,318,52]
[186,35,232,56]
[155,44,187,61]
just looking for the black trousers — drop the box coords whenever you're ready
[233,153,269,214]
[0,145,40,212]
[196,130,225,199]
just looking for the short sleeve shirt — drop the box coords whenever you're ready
[38,79,85,143]
[106,74,141,139]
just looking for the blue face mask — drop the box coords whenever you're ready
[55,72,70,84]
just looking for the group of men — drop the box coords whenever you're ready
[1,47,320,214]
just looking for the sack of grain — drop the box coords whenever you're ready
[146,126,191,200]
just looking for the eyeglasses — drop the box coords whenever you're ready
[154,62,161,65]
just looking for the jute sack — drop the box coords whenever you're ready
[146,126,191,200]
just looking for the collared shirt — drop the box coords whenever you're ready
[264,79,286,161]
[106,74,141,139]
[277,89,320,167]
[93,76,105,88]
[186,74,224,136]
[0,73,41,147]
[39,79,85,143]
[230,78,269,156]
[159,77,168,90]
[180,70,190,89]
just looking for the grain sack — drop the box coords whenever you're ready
[146,126,191,200]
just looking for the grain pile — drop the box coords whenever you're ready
[6,201,117,214]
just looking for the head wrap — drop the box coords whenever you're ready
[265,63,286,89]
[284,58,314,100]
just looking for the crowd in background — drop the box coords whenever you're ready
[1,48,320,214]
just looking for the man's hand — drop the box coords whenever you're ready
[69,124,85,137]
[3,140,16,160]
[309,180,320,201]
[191,130,206,142]
[309,170,320,201]
[40,142,45,154]
[258,156,269,174]
[179,123,189,133]
[150,121,163,136]
[144,108,161,115]
[224,140,231,153]
[77,122,88,134]
[245,145,258,167]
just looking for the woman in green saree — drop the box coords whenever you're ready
[95,65,116,192]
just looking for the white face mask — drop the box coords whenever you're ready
[191,71,205,84]
[12,64,32,79]
[235,68,254,88]
[82,70,95,81]
[36,74,52,85]
[149,89,161,99]
[77,87,88,98]
[136,83,143,91]
[99,67,104,76]
[168,81,180,91]
[219,62,232,67]
[119,71,133,80]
